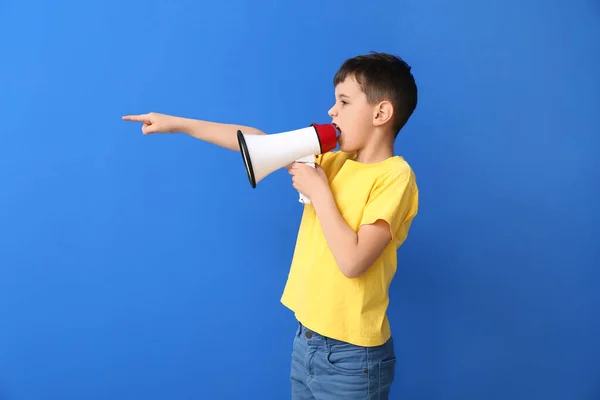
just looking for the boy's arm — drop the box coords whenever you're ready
[175,117,266,152]
[310,168,415,279]
[123,112,265,152]
[312,193,392,278]
[123,112,294,171]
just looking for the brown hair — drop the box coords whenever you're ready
[333,51,418,137]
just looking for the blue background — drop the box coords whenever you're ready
[1,0,598,399]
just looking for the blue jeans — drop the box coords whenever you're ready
[290,321,396,399]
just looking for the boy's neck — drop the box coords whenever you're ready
[354,132,395,164]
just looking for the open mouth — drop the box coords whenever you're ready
[333,123,342,140]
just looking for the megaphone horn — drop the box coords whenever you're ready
[237,123,338,189]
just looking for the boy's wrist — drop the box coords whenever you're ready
[170,116,187,134]
[312,188,334,212]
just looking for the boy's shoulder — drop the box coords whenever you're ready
[318,150,417,211]
[316,151,418,244]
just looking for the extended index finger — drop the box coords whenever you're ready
[122,114,149,122]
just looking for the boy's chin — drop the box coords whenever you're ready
[338,142,351,153]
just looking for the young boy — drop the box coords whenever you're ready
[123,51,419,399]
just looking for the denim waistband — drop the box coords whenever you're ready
[295,320,347,347]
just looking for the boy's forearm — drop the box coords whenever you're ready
[311,192,362,278]
[174,117,266,151]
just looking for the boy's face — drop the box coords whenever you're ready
[328,75,375,153]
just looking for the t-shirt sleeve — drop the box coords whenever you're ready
[360,169,418,243]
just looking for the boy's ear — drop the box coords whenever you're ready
[373,101,393,127]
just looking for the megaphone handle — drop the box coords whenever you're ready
[298,162,315,205]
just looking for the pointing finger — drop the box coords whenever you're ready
[122,114,150,123]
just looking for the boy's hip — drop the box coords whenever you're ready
[293,320,396,371]
[291,321,396,398]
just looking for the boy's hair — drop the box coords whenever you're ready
[333,51,418,137]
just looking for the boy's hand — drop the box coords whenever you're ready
[122,112,181,135]
[289,162,331,202]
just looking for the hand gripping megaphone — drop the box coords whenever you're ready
[236,123,338,204]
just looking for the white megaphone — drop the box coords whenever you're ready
[237,123,338,204]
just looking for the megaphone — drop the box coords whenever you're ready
[237,123,338,204]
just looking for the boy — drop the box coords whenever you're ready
[123,51,419,399]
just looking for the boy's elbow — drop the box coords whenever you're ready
[341,268,362,279]
[339,260,369,279]
[338,248,383,278]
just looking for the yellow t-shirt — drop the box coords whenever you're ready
[280,150,418,347]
